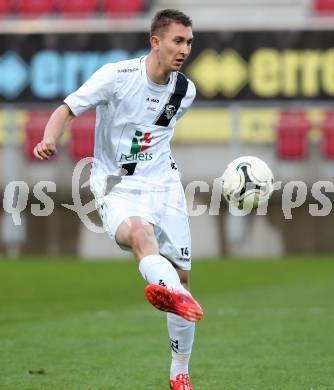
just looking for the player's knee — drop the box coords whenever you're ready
[129,226,155,253]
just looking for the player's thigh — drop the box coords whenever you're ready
[116,216,156,248]
[96,193,155,244]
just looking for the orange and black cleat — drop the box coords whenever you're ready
[169,373,194,390]
[145,284,204,322]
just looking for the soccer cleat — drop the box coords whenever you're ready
[169,373,193,390]
[145,284,203,322]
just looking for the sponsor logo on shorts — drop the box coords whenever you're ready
[177,257,191,262]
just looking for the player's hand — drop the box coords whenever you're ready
[33,139,57,161]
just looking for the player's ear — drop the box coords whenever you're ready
[150,35,160,51]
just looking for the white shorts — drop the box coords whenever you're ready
[95,183,192,270]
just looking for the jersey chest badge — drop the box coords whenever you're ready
[154,72,189,127]
[165,104,176,120]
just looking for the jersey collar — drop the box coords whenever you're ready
[140,56,175,92]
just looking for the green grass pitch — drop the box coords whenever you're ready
[0,258,333,390]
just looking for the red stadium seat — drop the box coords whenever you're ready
[314,0,334,13]
[57,0,98,16]
[24,111,53,161]
[17,0,54,16]
[0,0,13,16]
[321,110,334,159]
[104,0,144,15]
[69,113,95,161]
[276,110,310,159]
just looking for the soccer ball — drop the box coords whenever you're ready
[222,156,274,209]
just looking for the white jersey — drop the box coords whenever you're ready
[64,56,196,197]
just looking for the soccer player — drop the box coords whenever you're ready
[33,9,203,390]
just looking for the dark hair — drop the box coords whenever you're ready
[150,9,192,36]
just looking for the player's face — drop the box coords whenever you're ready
[157,22,193,72]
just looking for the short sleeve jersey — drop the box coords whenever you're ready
[64,56,196,195]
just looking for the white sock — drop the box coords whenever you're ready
[167,312,195,380]
[139,254,188,293]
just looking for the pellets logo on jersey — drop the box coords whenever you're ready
[119,130,153,163]
[130,130,152,154]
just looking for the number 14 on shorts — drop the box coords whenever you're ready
[180,247,190,258]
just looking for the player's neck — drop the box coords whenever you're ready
[146,53,171,85]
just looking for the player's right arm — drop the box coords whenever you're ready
[34,63,118,161]
[33,103,74,161]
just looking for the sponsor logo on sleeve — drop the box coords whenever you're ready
[117,67,139,73]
